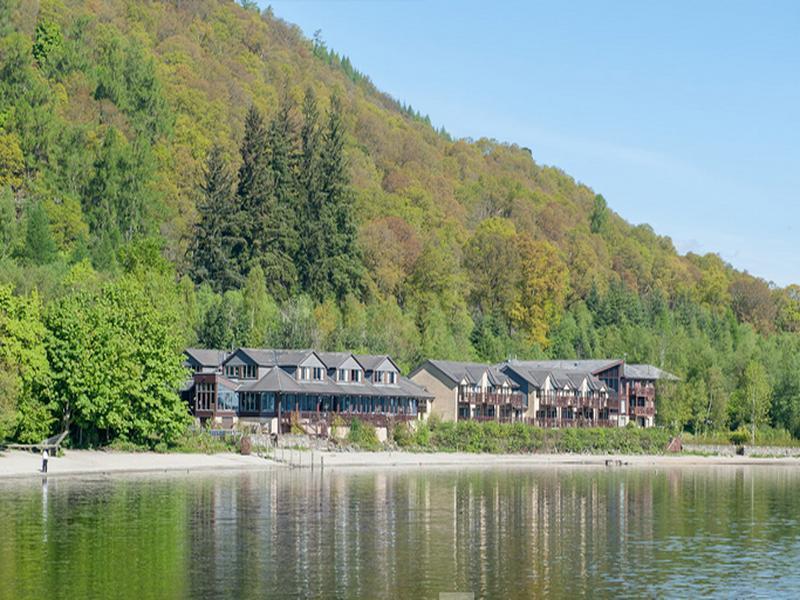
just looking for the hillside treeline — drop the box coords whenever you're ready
[0,0,799,446]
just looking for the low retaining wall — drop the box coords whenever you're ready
[684,443,800,457]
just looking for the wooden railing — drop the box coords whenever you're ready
[458,390,525,409]
[632,383,656,399]
[632,405,655,417]
[281,410,418,428]
[537,393,611,410]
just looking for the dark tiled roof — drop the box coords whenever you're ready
[624,364,679,381]
[236,367,433,399]
[185,348,228,367]
[316,352,356,369]
[419,360,516,388]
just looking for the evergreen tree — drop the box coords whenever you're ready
[189,145,244,292]
[297,88,324,291]
[237,105,271,246]
[237,104,299,300]
[261,95,300,298]
[23,202,56,264]
[590,193,608,234]
[311,95,363,300]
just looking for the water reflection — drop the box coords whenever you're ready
[1,466,799,599]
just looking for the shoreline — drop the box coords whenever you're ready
[2,448,800,480]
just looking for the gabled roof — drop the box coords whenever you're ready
[414,359,516,388]
[316,352,357,369]
[354,354,400,372]
[185,348,228,367]
[504,359,623,375]
[239,366,303,393]
[230,348,321,368]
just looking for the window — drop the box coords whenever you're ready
[313,367,324,381]
[195,381,214,411]
[241,392,258,412]
[299,367,311,381]
[217,383,238,411]
[338,369,348,382]
[388,372,397,384]
[350,369,362,383]
[261,393,275,413]
[374,371,384,384]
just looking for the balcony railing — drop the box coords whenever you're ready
[537,392,611,410]
[631,383,656,399]
[632,405,655,417]
[526,417,616,428]
[458,390,525,409]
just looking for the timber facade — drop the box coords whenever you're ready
[183,348,432,433]
[409,359,677,428]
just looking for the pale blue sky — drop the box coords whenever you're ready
[265,1,799,286]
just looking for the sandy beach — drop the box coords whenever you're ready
[0,449,271,479]
[1,448,799,480]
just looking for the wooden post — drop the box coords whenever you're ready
[276,392,282,439]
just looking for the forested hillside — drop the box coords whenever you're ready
[1,0,799,446]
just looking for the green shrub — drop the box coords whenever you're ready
[392,421,413,447]
[729,429,750,446]
[170,429,237,454]
[347,418,381,450]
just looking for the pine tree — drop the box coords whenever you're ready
[237,104,299,300]
[23,202,56,265]
[311,95,364,300]
[297,88,324,291]
[261,95,300,298]
[189,145,244,292]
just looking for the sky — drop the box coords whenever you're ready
[265,0,800,286]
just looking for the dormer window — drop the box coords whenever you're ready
[299,367,311,381]
[312,367,324,381]
[374,371,383,384]
[389,372,397,384]
[338,369,348,382]
[350,369,362,383]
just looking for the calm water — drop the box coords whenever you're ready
[1,465,799,599]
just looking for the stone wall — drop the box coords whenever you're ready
[683,443,800,457]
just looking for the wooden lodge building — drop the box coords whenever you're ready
[409,359,677,428]
[183,348,433,433]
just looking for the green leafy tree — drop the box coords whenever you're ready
[729,361,772,443]
[0,285,52,442]
[589,193,608,234]
[242,264,279,346]
[510,237,569,347]
[0,132,25,189]
[0,187,17,259]
[32,20,63,72]
[463,217,519,316]
[46,276,190,447]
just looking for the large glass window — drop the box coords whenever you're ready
[195,381,214,411]
[241,392,258,412]
[217,383,239,411]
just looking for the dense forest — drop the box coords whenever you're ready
[1,0,799,447]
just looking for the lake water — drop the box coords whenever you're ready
[1,465,799,599]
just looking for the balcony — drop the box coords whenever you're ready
[538,392,610,410]
[631,383,656,399]
[458,390,525,409]
[632,405,655,417]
